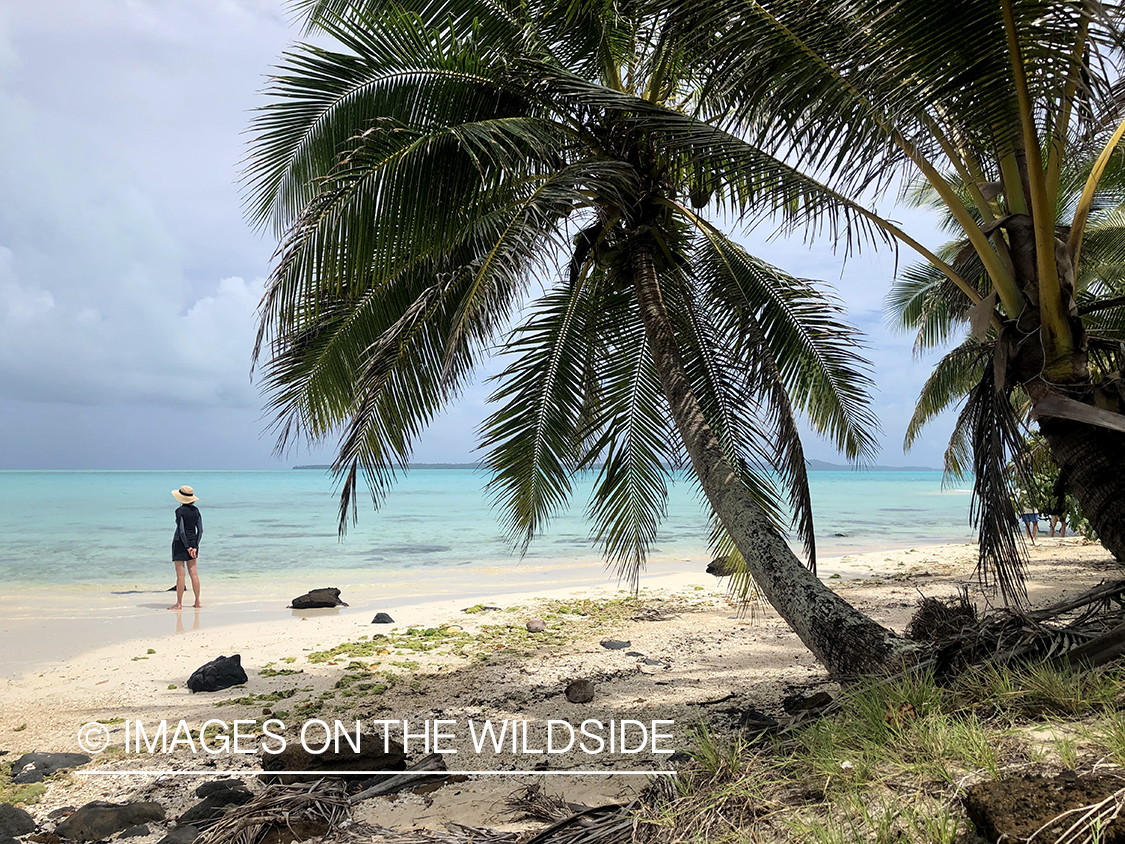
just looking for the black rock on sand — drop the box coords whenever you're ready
[186,655,248,693]
[9,752,91,784]
[289,588,348,609]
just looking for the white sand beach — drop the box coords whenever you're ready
[0,537,1116,837]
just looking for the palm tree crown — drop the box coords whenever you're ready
[244,0,879,586]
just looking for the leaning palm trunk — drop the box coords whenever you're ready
[628,234,905,676]
[1040,417,1125,557]
[1003,221,1125,561]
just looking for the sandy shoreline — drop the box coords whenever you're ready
[0,539,958,680]
[0,537,1116,836]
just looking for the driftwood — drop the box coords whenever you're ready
[1056,620,1125,670]
[348,753,449,804]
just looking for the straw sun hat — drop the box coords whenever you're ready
[172,485,199,504]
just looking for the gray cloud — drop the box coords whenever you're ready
[0,2,964,470]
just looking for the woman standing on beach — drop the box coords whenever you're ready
[168,485,203,610]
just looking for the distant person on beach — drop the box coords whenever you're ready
[1047,471,1069,537]
[168,485,203,610]
[1021,510,1039,542]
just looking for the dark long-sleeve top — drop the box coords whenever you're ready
[175,504,203,548]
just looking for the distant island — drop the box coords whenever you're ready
[805,459,939,472]
[296,460,938,471]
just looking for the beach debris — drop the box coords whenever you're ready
[371,612,395,624]
[963,772,1125,843]
[177,786,253,826]
[289,588,348,609]
[186,655,248,693]
[631,606,679,622]
[155,824,200,844]
[54,801,164,842]
[259,730,405,784]
[781,690,833,715]
[462,604,500,614]
[565,678,595,703]
[9,752,91,784]
[196,781,348,844]
[0,804,36,838]
[599,639,631,650]
[906,587,978,642]
[349,753,449,804]
[526,618,546,633]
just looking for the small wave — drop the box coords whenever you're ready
[377,544,453,554]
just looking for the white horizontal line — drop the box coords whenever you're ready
[77,770,674,776]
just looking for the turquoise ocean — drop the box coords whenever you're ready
[0,468,975,588]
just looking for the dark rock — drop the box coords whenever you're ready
[156,825,200,844]
[194,778,245,798]
[27,834,62,844]
[565,679,595,703]
[289,588,348,609]
[965,773,1125,843]
[0,835,20,844]
[46,808,75,821]
[0,803,36,837]
[625,651,643,657]
[371,613,394,624]
[119,824,151,838]
[526,619,546,633]
[706,555,740,577]
[54,801,164,842]
[643,658,668,667]
[186,654,248,693]
[600,639,630,650]
[10,752,91,783]
[781,691,833,715]
[259,731,405,784]
[177,789,252,826]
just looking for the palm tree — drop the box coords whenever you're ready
[667,0,1125,597]
[887,156,1125,597]
[244,0,907,675]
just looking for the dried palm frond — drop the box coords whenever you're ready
[962,348,1030,605]
[910,579,1125,675]
[904,588,977,642]
[196,779,351,844]
[506,784,585,823]
[340,822,520,844]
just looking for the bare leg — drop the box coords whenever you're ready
[168,560,186,610]
[186,558,202,608]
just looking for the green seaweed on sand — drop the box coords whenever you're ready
[215,688,300,707]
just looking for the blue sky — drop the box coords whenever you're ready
[0,1,960,471]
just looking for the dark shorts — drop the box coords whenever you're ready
[172,539,196,562]
[1021,513,1039,524]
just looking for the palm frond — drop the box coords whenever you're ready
[577,281,677,587]
[480,277,597,552]
[962,348,1030,605]
[903,339,990,453]
[691,229,880,463]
